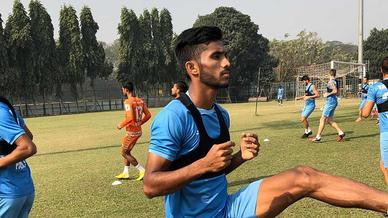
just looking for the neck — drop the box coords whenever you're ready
[188,82,217,109]
[383,74,388,80]
[127,93,133,98]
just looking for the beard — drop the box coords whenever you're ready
[199,70,229,89]
[171,93,177,97]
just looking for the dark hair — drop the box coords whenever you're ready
[364,75,369,80]
[122,81,134,92]
[329,69,336,77]
[382,56,388,74]
[301,75,310,81]
[175,26,223,70]
[175,81,188,93]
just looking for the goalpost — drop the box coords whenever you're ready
[295,60,366,99]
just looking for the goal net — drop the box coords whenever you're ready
[295,60,366,99]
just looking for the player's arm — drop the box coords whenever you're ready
[24,125,33,140]
[117,105,133,129]
[141,104,151,125]
[362,101,375,118]
[143,141,234,198]
[0,134,37,168]
[295,95,306,101]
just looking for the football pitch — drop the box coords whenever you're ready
[27,98,382,217]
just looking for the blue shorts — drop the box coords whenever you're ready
[359,99,366,110]
[322,102,337,118]
[277,96,283,100]
[381,132,388,168]
[225,180,262,218]
[0,193,34,218]
[302,104,315,118]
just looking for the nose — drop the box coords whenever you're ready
[222,57,230,69]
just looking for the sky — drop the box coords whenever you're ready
[1,0,387,45]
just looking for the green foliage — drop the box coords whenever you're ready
[364,28,388,79]
[270,31,357,82]
[58,5,83,100]
[0,13,9,96]
[193,7,277,99]
[29,0,57,102]
[5,0,35,101]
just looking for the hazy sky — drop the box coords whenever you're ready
[1,0,387,45]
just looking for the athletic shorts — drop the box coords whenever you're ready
[0,193,34,218]
[224,179,263,217]
[277,95,283,100]
[359,99,366,110]
[302,104,315,118]
[322,102,337,118]
[381,132,388,168]
[122,131,142,151]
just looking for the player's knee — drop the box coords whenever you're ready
[293,165,319,191]
[300,117,306,122]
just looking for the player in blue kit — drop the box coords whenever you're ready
[143,27,388,217]
[0,97,37,218]
[356,76,369,122]
[311,69,345,142]
[362,56,388,187]
[295,75,320,138]
[277,85,284,105]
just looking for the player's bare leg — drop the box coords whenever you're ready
[256,166,388,218]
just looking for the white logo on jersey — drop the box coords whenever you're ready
[383,92,388,100]
[15,161,27,171]
[125,104,131,111]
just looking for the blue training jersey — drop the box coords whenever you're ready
[367,80,388,133]
[361,83,369,100]
[305,83,315,106]
[149,99,230,218]
[326,79,338,103]
[277,88,284,97]
[0,102,34,198]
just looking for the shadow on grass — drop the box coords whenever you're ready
[228,175,272,187]
[35,141,149,156]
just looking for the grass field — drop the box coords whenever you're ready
[26,98,383,217]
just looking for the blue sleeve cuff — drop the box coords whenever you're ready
[9,132,25,145]
[149,148,175,162]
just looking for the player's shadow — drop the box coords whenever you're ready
[345,133,380,141]
[323,131,354,137]
[228,175,272,187]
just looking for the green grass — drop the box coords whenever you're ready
[26,98,383,217]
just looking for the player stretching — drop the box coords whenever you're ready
[311,69,345,142]
[115,82,151,180]
[356,76,369,122]
[295,75,319,138]
[362,56,388,187]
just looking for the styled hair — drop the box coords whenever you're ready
[382,56,388,74]
[175,81,188,93]
[364,75,369,80]
[329,69,336,77]
[175,26,223,70]
[122,81,134,92]
[301,75,310,81]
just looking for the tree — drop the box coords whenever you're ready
[58,5,83,102]
[116,8,142,86]
[5,0,35,103]
[364,28,388,79]
[0,13,9,97]
[80,6,104,101]
[159,9,176,82]
[193,7,277,100]
[29,0,56,112]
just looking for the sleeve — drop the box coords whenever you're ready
[0,107,25,144]
[149,109,184,161]
[367,85,376,102]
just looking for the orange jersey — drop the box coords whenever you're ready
[118,97,151,132]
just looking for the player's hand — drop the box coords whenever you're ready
[201,141,235,173]
[116,124,121,130]
[240,133,260,161]
[323,93,329,98]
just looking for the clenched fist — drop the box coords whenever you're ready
[240,133,260,160]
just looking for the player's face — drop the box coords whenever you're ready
[363,78,368,84]
[197,41,230,89]
[121,87,128,96]
[171,84,179,97]
[303,80,309,85]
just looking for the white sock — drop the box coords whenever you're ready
[135,164,145,172]
[316,135,321,139]
[305,129,309,133]
[307,127,311,133]
[338,131,344,135]
[123,166,129,174]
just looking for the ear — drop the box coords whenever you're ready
[185,60,200,79]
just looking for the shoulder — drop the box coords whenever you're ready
[153,100,188,123]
